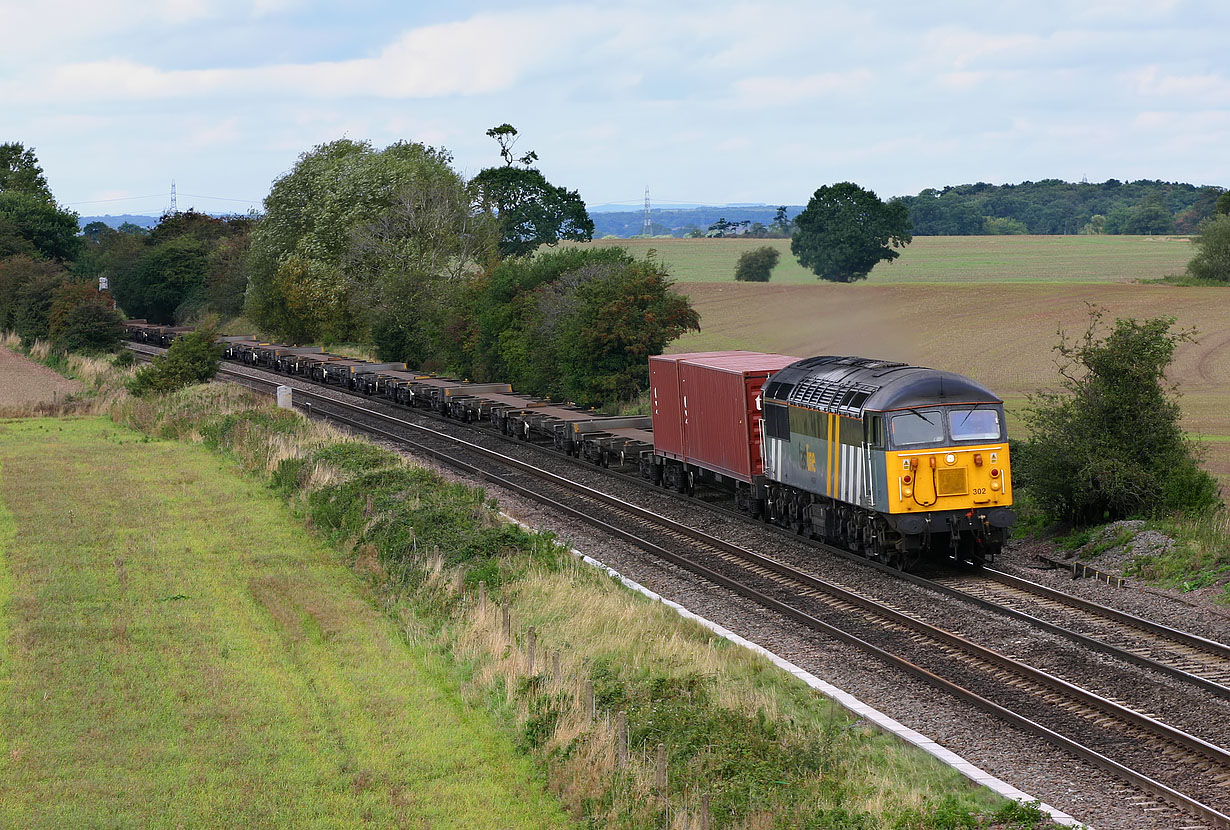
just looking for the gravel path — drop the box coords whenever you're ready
[0,348,82,408]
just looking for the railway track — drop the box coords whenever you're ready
[131,344,1230,827]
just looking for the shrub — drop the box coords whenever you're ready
[1186,214,1230,283]
[128,320,222,396]
[1019,308,1221,524]
[734,246,780,282]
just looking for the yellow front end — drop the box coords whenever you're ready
[886,444,1012,515]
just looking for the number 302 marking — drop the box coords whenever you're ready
[973,488,987,495]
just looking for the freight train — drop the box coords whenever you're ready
[124,322,1015,568]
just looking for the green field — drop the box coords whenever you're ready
[573,234,1196,284]
[0,417,571,829]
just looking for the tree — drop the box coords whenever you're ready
[472,124,593,258]
[1216,191,1230,217]
[553,256,700,406]
[1122,202,1173,235]
[734,246,780,282]
[457,247,698,406]
[0,255,66,330]
[345,175,497,364]
[1019,308,1220,523]
[791,183,912,282]
[0,143,79,260]
[983,216,1029,235]
[0,142,52,200]
[112,236,209,324]
[12,270,70,343]
[47,282,123,353]
[0,190,80,261]
[246,138,462,341]
[1186,214,1230,283]
[769,206,793,236]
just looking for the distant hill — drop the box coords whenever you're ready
[591,205,803,238]
[78,214,161,230]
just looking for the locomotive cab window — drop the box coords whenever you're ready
[950,408,1001,441]
[868,414,885,449]
[890,409,944,446]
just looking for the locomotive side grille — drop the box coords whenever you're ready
[937,468,967,496]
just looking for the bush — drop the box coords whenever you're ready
[1019,308,1221,524]
[47,281,124,353]
[734,246,780,282]
[1186,214,1230,283]
[128,321,223,396]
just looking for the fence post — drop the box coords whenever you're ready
[478,581,486,613]
[616,710,628,768]
[527,626,536,675]
[655,741,667,793]
[699,793,710,830]
[502,605,511,641]
[551,650,560,685]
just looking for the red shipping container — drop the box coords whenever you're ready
[650,351,799,482]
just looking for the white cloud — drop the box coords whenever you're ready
[1130,66,1230,104]
[731,70,876,108]
[5,8,602,103]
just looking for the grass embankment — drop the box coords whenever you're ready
[0,416,572,829]
[2,355,1051,828]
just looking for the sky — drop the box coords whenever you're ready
[3,0,1228,217]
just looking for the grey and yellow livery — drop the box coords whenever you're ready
[760,356,1015,568]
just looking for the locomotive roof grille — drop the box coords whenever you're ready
[763,356,1001,414]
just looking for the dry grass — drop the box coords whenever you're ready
[445,564,1006,826]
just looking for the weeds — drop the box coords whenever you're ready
[1132,510,1230,601]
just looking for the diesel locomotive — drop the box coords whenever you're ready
[643,353,1016,568]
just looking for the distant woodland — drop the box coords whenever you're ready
[591,179,1224,238]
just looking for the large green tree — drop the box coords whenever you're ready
[111,236,209,323]
[0,143,79,261]
[791,183,912,282]
[460,247,698,406]
[0,142,52,200]
[246,138,462,342]
[0,191,80,261]
[1019,309,1219,523]
[472,124,593,258]
[346,176,497,364]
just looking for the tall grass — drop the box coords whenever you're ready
[1136,511,1230,601]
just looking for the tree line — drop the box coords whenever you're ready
[1,129,697,408]
[898,179,1224,236]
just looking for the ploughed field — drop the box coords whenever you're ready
[576,237,1227,487]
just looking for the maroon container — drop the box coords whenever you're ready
[650,351,799,482]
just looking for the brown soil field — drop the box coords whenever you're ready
[671,282,1230,484]
[0,349,82,408]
